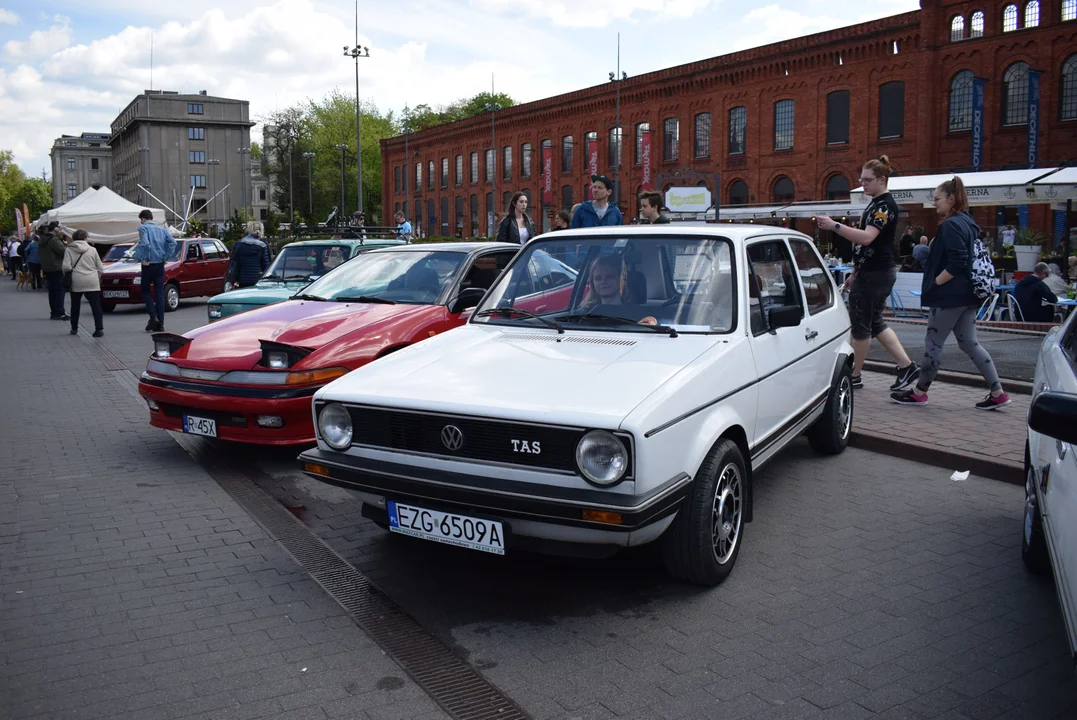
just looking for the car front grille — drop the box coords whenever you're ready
[339,405,632,476]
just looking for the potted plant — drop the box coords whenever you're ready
[1014,228,1046,272]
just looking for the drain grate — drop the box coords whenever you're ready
[170,433,531,720]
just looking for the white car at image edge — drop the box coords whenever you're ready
[299,225,855,585]
[1023,306,1077,669]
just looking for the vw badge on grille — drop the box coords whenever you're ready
[441,425,464,451]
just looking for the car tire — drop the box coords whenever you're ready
[165,283,180,312]
[661,438,746,586]
[1021,465,1050,576]
[808,363,853,455]
[101,303,116,313]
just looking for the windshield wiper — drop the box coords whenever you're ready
[334,295,396,305]
[292,293,325,302]
[475,307,564,333]
[556,312,678,337]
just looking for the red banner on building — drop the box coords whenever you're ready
[588,138,599,177]
[640,130,653,191]
[542,145,553,204]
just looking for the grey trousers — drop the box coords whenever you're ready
[919,306,1002,392]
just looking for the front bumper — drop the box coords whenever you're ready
[101,280,144,304]
[297,448,690,550]
[138,372,318,445]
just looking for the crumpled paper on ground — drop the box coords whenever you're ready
[951,470,970,482]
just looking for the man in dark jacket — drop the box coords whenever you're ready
[39,225,68,320]
[638,191,670,224]
[571,175,623,228]
[1014,263,1059,323]
[228,221,271,288]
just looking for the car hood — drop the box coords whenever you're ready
[174,300,437,369]
[319,325,723,429]
[208,282,302,306]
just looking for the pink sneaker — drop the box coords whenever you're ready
[891,389,928,406]
[975,392,1011,410]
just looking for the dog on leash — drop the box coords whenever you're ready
[15,269,32,290]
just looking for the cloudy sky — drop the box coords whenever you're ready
[0,0,919,179]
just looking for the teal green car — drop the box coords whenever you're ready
[206,239,405,321]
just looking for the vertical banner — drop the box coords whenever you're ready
[588,138,599,177]
[971,77,985,171]
[640,130,653,191]
[542,144,553,205]
[14,209,25,241]
[1028,69,1040,168]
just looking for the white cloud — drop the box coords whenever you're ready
[0,9,19,25]
[3,14,70,59]
[470,0,717,27]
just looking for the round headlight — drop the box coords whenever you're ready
[207,304,222,318]
[576,430,627,486]
[318,403,353,450]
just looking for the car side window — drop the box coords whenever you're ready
[789,239,834,315]
[1061,319,1077,370]
[746,241,803,336]
[200,241,221,260]
[186,243,203,262]
[214,240,229,256]
[461,252,513,291]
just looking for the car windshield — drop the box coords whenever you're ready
[298,249,465,304]
[475,234,735,333]
[103,244,132,262]
[264,244,350,282]
[115,242,182,263]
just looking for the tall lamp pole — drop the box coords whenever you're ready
[237,147,251,219]
[334,144,347,225]
[343,5,370,215]
[302,152,316,219]
[207,158,220,227]
[403,105,413,221]
[608,33,627,211]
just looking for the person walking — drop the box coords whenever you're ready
[394,211,413,243]
[62,229,105,338]
[227,221,271,289]
[571,175,624,228]
[639,191,670,224]
[891,177,1011,409]
[496,192,537,245]
[39,225,69,319]
[8,236,21,280]
[132,209,177,332]
[550,210,572,231]
[816,155,918,391]
[24,234,41,289]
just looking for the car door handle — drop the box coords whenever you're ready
[1059,441,1069,461]
[805,328,819,340]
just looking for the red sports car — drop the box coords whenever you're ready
[137,242,519,445]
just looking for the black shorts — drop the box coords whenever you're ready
[848,267,896,340]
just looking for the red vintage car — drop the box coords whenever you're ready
[137,242,520,445]
[100,238,231,313]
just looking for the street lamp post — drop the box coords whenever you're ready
[334,144,347,228]
[608,33,628,211]
[403,105,413,221]
[302,152,316,220]
[237,147,251,219]
[207,158,220,227]
[343,10,370,215]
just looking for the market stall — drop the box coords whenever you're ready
[38,187,166,245]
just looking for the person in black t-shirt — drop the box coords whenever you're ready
[816,155,919,392]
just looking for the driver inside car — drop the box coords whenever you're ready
[582,254,634,307]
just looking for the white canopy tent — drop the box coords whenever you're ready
[37,187,166,245]
[849,167,1077,208]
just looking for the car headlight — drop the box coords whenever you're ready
[154,340,172,358]
[576,430,628,486]
[207,304,222,319]
[265,350,289,369]
[318,403,353,450]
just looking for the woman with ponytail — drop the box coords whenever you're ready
[816,155,919,392]
[891,176,1011,409]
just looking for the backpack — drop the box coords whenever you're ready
[969,237,998,300]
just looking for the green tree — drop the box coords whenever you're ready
[10,177,52,221]
[0,150,28,233]
[249,141,263,160]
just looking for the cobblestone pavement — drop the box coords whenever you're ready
[0,288,445,719]
[2,282,1075,720]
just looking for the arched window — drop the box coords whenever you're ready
[951,15,966,41]
[949,70,975,131]
[825,175,850,201]
[1062,55,1077,120]
[1025,0,1040,27]
[773,176,795,203]
[1003,62,1031,125]
[729,179,750,206]
[971,10,985,36]
[1065,0,1077,21]
[1003,4,1019,31]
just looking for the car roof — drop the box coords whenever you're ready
[538,225,814,243]
[282,239,402,249]
[365,241,519,254]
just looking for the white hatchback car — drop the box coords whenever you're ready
[1023,307,1077,667]
[300,226,854,585]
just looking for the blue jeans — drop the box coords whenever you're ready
[141,263,166,323]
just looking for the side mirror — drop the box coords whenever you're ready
[450,287,486,314]
[1029,392,1077,445]
[767,304,803,330]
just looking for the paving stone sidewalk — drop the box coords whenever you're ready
[852,371,1028,483]
[0,284,443,719]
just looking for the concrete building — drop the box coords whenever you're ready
[250,156,273,222]
[49,133,112,206]
[381,0,1077,243]
[108,90,256,229]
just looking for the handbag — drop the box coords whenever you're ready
[62,250,91,291]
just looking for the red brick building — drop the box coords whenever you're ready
[381,0,1077,240]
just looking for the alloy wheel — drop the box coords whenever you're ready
[711,462,743,565]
